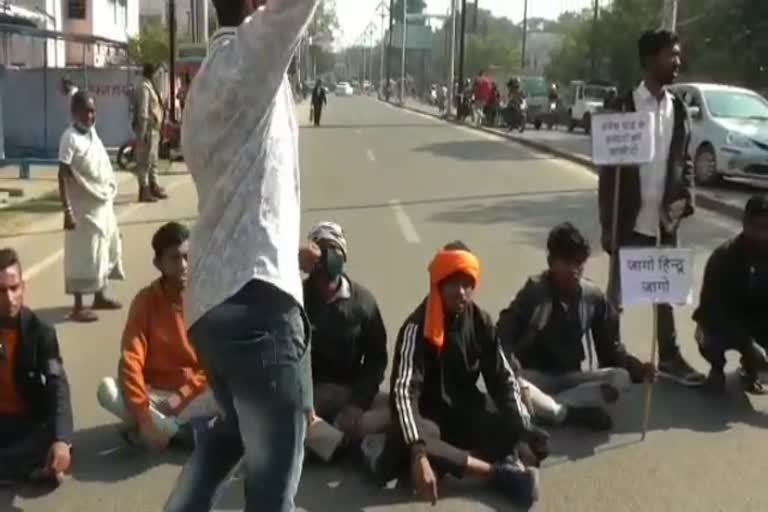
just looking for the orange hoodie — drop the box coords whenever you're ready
[119,279,207,425]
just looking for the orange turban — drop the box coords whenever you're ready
[424,249,481,350]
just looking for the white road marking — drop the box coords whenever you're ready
[366,149,376,162]
[25,249,64,280]
[23,176,189,281]
[389,199,421,244]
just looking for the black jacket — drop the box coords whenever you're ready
[693,235,768,339]
[9,308,73,443]
[497,272,644,381]
[389,300,531,446]
[598,88,695,251]
[304,276,387,410]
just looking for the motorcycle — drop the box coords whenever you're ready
[117,118,182,172]
[504,98,527,133]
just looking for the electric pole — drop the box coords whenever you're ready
[590,0,598,79]
[386,0,394,100]
[169,0,177,122]
[378,2,387,91]
[662,0,678,30]
[457,0,467,96]
[447,0,457,117]
[521,0,528,70]
[400,0,407,103]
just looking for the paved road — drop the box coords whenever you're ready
[402,97,768,217]
[2,96,765,512]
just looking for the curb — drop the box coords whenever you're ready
[391,100,744,221]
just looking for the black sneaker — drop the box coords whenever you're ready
[564,406,613,431]
[492,455,540,508]
[658,353,706,387]
[739,368,767,395]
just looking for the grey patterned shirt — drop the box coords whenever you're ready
[182,0,319,328]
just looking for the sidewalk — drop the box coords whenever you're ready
[397,97,762,220]
[0,160,184,237]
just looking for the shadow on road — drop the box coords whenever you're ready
[69,424,186,484]
[35,306,75,326]
[301,123,438,130]
[543,374,768,464]
[426,189,736,253]
[213,460,523,512]
[414,141,552,162]
[304,188,592,214]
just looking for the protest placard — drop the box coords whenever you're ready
[592,112,655,166]
[619,247,694,307]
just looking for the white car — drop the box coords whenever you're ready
[335,82,353,96]
[567,81,616,134]
[670,83,768,185]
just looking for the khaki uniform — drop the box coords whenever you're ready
[135,78,163,188]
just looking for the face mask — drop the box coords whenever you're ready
[319,246,345,281]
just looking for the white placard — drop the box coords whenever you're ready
[592,112,655,165]
[619,247,694,306]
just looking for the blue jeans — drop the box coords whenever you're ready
[164,280,312,512]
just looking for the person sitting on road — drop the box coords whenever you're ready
[694,194,768,393]
[498,223,655,431]
[369,241,549,509]
[299,222,391,460]
[0,248,73,486]
[97,222,217,451]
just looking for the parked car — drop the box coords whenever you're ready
[566,81,616,134]
[335,82,354,96]
[670,83,768,185]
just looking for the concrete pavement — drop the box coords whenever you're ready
[1,96,765,512]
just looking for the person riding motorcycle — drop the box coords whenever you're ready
[504,78,527,130]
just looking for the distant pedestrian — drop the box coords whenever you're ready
[311,79,327,127]
[135,63,168,203]
[598,29,704,386]
[57,91,124,323]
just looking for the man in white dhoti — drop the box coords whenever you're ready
[57,91,124,323]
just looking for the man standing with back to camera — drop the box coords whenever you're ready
[163,1,319,511]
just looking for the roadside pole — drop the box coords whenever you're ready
[447,0,457,117]
[400,0,407,104]
[661,0,679,30]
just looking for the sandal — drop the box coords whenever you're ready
[92,296,123,310]
[740,371,767,395]
[69,308,99,323]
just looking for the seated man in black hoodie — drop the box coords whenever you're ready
[300,222,390,458]
[0,248,74,486]
[498,223,654,431]
[371,241,548,509]
[694,195,768,393]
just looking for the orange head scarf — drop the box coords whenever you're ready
[424,249,481,350]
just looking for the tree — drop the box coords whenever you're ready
[392,0,427,23]
[127,23,169,67]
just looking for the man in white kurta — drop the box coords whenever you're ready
[58,91,124,323]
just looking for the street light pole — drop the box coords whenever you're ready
[169,0,177,123]
[400,0,407,104]
[662,0,678,30]
[520,0,528,70]
[457,0,467,94]
[378,3,387,91]
[447,0,457,117]
[590,0,598,79]
[386,0,394,100]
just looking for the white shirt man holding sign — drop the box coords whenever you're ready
[596,29,705,388]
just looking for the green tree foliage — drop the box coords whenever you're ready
[392,0,427,23]
[545,0,768,91]
[127,22,169,67]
